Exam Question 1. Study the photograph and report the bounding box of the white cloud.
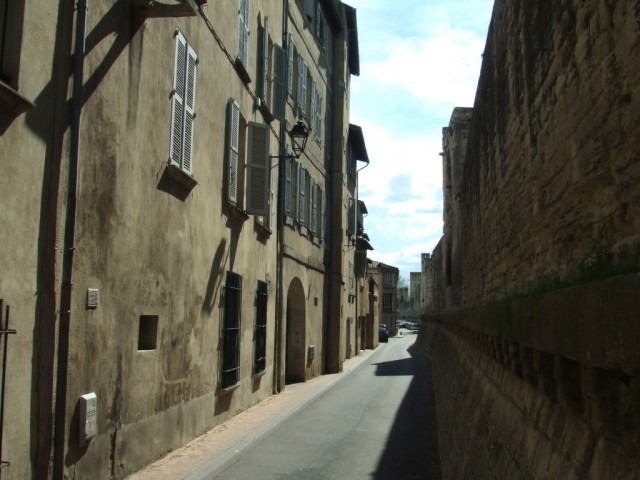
[347,0,494,281]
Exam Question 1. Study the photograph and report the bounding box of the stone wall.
[417,274,640,479]
[458,0,640,307]
[421,0,640,478]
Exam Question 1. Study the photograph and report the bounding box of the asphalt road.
[196,333,441,480]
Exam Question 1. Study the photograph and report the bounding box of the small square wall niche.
[138,315,158,351]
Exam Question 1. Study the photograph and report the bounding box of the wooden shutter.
[297,56,307,115]
[260,17,270,102]
[246,122,271,216]
[347,196,355,234]
[182,44,197,175]
[310,178,317,234]
[297,164,305,224]
[287,35,294,94]
[284,157,292,216]
[273,44,285,121]
[170,31,187,169]
[320,187,326,242]
[228,99,241,205]
[310,79,316,130]
[238,0,250,66]
[314,89,322,143]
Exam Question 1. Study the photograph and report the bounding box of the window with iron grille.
[383,293,393,312]
[254,281,268,374]
[222,272,242,388]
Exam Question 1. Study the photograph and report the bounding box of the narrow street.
[192,332,441,480]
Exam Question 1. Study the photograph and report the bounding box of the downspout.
[274,0,289,394]
[355,161,368,351]
[53,0,86,477]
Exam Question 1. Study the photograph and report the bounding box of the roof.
[348,124,369,164]
[343,4,360,76]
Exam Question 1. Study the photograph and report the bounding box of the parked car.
[378,324,389,343]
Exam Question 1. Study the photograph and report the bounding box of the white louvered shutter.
[246,122,271,216]
[182,44,197,175]
[310,178,317,235]
[287,35,294,94]
[314,89,322,143]
[228,99,241,205]
[170,32,187,169]
[261,17,270,102]
[284,157,292,216]
[297,164,305,224]
[238,0,250,67]
[273,44,285,121]
[310,79,316,130]
[320,187,326,242]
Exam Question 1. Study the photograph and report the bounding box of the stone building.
[409,271,421,313]
[0,0,368,477]
[368,261,399,336]
[419,0,640,477]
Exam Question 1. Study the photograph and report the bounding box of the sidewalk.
[127,349,376,479]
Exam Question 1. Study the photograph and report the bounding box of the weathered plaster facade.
[0,0,370,478]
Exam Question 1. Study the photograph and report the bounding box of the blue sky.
[347,0,495,284]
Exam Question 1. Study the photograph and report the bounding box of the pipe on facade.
[53,0,86,476]
[274,0,290,395]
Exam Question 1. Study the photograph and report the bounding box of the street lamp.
[271,121,310,161]
[288,121,310,158]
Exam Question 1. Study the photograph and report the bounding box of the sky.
[347,0,495,284]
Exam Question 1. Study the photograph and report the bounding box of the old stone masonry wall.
[459,0,640,307]
[421,0,640,478]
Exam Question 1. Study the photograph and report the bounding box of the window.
[169,30,197,176]
[309,177,317,235]
[383,271,394,288]
[346,196,355,236]
[227,99,244,207]
[284,157,294,218]
[258,17,270,105]
[320,187,326,242]
[287,35,295,95]
[138,315,159,351]
[297,55,308,116]
[0,0,24,87]
[297,164,306,225]
[383,293,393,312]
[237,0,250,68]
[349,262,355,295]
[246,122,271,217]
[313,85,322,142]
[254,281,268,374]
[222,272,242,388]
[315,2,327,51]
[272,44,286,121]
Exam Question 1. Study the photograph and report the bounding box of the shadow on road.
[372,344,442,480]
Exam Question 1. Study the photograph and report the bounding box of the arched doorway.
[286,278,306,384]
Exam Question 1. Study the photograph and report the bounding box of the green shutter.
[246,122,271,216]
[273,45,286,121]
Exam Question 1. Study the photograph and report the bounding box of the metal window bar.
[222,274,241,388]
[254,282,267,373]
[0,300,17,475]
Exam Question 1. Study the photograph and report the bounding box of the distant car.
[378,324,389,343]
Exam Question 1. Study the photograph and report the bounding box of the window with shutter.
[228,99,241,205]
[297,56,307,116]
[314,88,322,142]
[320,187,326,242]
[347,196,355,236]
[254,281,268,374]
[222,272,242,388]
[259,17,270,103]
[246,122,271,217]
[238,0,250,67]
[287,35,295,95]
[170,30,197,176]
[310,78,317,132]
[284,157,293,217]
[297,164,305,225]
[309,177,317,235]
[273,44,286,121]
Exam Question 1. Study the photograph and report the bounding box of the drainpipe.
[355,161,368,350]
[274,0,290,394]
[53,0,86,477]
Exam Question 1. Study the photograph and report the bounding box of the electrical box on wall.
[79,392,97,446]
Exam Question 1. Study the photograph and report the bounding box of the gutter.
[53,0,87,477]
